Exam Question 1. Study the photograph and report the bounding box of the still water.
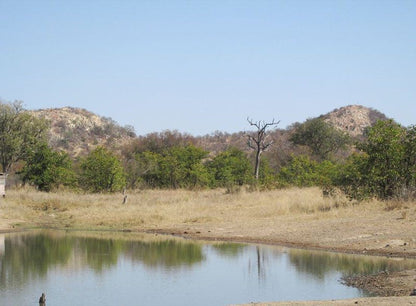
[1,231,416,306]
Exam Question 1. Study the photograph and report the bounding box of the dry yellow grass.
[2,186,355,230]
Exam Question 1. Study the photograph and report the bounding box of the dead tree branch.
[246,118,280,181]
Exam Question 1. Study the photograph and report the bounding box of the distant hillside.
[194,104,390,170]
[198,105,389,153]
[32,107,136,157]
[322,105,389,137]
[31,105,389,159]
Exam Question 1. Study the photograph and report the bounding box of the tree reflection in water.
[0,231,206,289]
[2,231,416,294]
[287,248,416,279]
[75,237,124,271]
[0,232,74,288]
[211,243,246,257]
[124,240,204,268]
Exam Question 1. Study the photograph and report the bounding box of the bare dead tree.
[247,118,280,181]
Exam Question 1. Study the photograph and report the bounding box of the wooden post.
[0,173,6,198]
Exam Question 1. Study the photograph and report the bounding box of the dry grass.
[2,186,360,231]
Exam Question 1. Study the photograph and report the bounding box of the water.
[1,230,415,306]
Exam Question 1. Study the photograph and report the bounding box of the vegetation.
[0,100,48,173]
[278,155,337,188]
[2,101,415,202]
[20,143,76,191]
[137,145,210,189]
[207,148,252,188]
[246,118,279,180]
[336,120,416,200]
[290,117,350,161]
[79,146,126,192]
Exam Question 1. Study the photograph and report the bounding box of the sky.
[0,0,415,136]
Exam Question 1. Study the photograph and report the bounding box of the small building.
[0,173,6,197]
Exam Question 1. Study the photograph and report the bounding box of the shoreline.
[2,224,416,300]
[146,228,416,259]
[2,227,416,305]
[1,187,416,303]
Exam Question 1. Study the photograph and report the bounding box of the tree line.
[1,100,415,200]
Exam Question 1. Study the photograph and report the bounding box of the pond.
[1,230,416,306]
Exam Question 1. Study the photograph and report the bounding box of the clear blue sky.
[1,0,415,135]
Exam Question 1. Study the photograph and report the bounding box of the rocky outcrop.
[32,107,136,157]
[322,105,389,137]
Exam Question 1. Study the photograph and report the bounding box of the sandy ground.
[1,189,416,305]
[237,296,416,305]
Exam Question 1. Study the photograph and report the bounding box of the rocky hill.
[198,105,389,153]
[31,105,388,158]
[322,105,389,137]
[32,107,136,157]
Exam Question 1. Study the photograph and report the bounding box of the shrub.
[80,146,126,192]
[20,143,76,191]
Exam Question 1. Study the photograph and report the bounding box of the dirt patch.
[238,296,416,305]
[342,269,416,297]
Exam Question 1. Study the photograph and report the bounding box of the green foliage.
[138,145,210,189]
[0,100,48,173]
[20,143,76,191]
[80,146,126,192]
[359,120,405,199]
[403,125,416,189]
[207,148,252,187]
[290,118,350,160]
[334,153,370,200]
[257,157,278,188]
[336,120,416,200]
[278,155,337,187]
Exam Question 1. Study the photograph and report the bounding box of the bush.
[278,155,337,188]
[139,145,210,189]
[80,146,126,192]
[207,148,252,188]
[336,120,416,200]
[20,143,76,192]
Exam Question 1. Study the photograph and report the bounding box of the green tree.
[80,146,126,192]
[208,148,252,187]
[336,120,416,200]
[403,125,416,190]
[0,100,48,173]
[278,155,337,187]
[358,120,406,199]
[20,143,76,191]
[140,145,210,189]
[290,118,350,160]
[335,153,370,200]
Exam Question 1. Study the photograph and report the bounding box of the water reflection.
[76,237,123,271]
[0,233,73,288]
[1,231,416,305]
[0,231,205,288]
[287,248,416,279]
[211,242,246,257]
[124,240,204,268]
